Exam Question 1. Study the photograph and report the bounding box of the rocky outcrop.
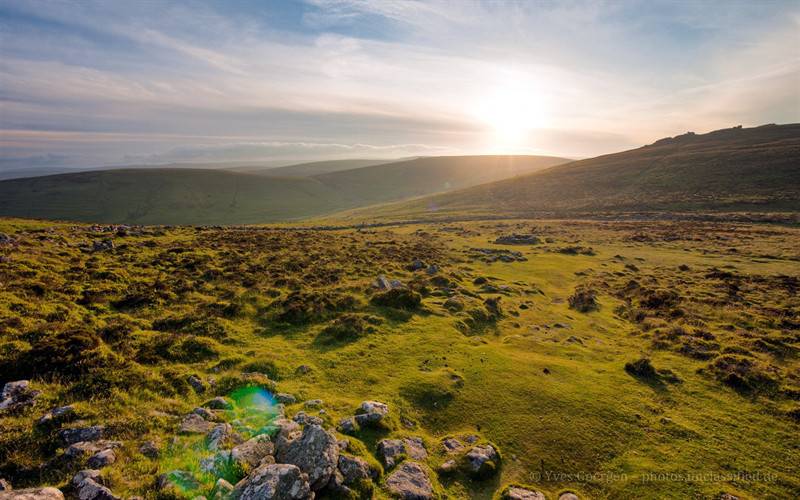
[0,487,64,500]
[503,486,547,499]
[0,381,40,414]
[232,463,312,500]
[72,470,120,500]
[231,435,275,470]
[385,462,432,500]
[58,426,105,446]
[276,424,338,491]
[377,437,427,468]
[354,401,388,427]
[464,444,500,478]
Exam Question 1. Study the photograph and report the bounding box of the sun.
[473,81,548,150]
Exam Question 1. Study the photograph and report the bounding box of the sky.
[1,0,799,170]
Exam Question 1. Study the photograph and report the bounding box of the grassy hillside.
[1,218,798,498]
[0,155,569,225]
[233,158,398,177]
[350,124,800,221]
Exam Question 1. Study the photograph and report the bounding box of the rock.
[0,487,64,500]
[157,471,201,493]
[0,381,40,414]
[232,463,312,500]
[557,493,580,500]
[276,424,339,491]
[210,479,234,500]
[206,423,236,451]
[292,412,322,426]
[337,455,377,484]
[377,437,427,468]
[72,470,119,500]
[0,479,10,491]
[187,375,206,394]
[59,426,105,445]
[87,449,116,468]
[438,460,457,474]
[267,418,301,454]
[443,297,464,312]
[204,397,233,410]
[139,440,160,459]
[504,486,546,500]
[192,407,217,421]
[295,365,312,375]
[494,234,540,245]
[441,438,463,453]
[303,399,323,409]
[385,462,432,500]
[354,400,388,427]
[1,381,29,400]
[337,417,357,434]
[425,265,439,275]
[464,444,500,478]
[275,393,296,405]
[180,414,215,434]
[64,441,121,463]
[37,406,76,427]
[231,435,274,470]
[464,435,479,444]
[410,260,426,271]
[372,275,397,290]
[91,239,114,252]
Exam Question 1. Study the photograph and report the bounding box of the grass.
[0,217,798,499]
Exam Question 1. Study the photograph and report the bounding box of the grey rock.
[72,470,119,500]
[0,487,64,500]
[441,438,463,453]
[275,393,296,405]
[276,424,339,491]
[187,375,206,394]
[59,426,105,445]
[303,399,323,409]
[385,462,432,500]
[557,493,579,500]
[37,406,76,427]
[206,423,235,451]
[377,438,427,468]
[1,381,29,400]
[353,401,388,427]
[180,414,215,434]
[267,418,301,455]
[465,444,500,478]
[232,463,312,500]
[505,487,546,500]
[231,435,274,470]
[64,441,121,462]
[192,407,217,421]
[337,455,376,484]
[438,460,457,474]
[139,440,160,459]
[337,417,356,434]
[204,397,233,410]
[425,265,439,275]
[292,412,322,426]
[0,381,40,414]
[87,449,116,469]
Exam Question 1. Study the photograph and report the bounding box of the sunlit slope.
[353,124,800,220]
[0,155,569,224]
[313,155,571,205]
[234,158,398,177]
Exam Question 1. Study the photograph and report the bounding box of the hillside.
[230,158,398,177]
[350,124,800,221]
[0,155,568,225]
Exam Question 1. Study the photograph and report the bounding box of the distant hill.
[350,124,800,221]
[0,155,569,224]
[230,159,399,177]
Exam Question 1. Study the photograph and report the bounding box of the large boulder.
[231,435,274,470]
[504,486,546,499]
[464,444,500,478]
[267,418,301,455]
[233,463,312,500]
[377,438,427,468]
[385,462,432,500]
[337,455,377,484]
[37,406,76,427]
[58,426,105,446]
[276,424,338,491]
[179,414,215,434]
[0,381,40,414]
[72,470,120,500]
[354,401,388,427]
[0,488,64,500]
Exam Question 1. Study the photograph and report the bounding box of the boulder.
[64,441,121,463]
[0,381,40,414]
[87,449,116,469]
[441,438,463,453]
[558,493,580,500]
[464,444,500,478]
[437,460,457,474]
[276,424,339,491]
[1,381,29,400]
[337,417,356,434]
[58,426,105,445]
[377,438,427,468]
[354,401,388,427]
[504,486,546,500]
[206,423,237,451]
[385,462,432,500]
[337,455,377,484]
[232,463,312,500]
[267,418,301,455]
[187,375,206,394]
[180,414,215,434]
[192,407,218,421]
[0,487,64,500]
[72,470,119,500]
[204,397,233,410]
[231,435,274,470]
[275,393,296,405]
[37,406,76,427]
[292,411,322,426]
[0,479,9,491]
[139,440,160,459]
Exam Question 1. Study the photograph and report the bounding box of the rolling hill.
[348,124,800,221]
[0,155,569,225]
[229,158,398,177]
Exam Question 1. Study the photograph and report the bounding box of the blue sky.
[1,0,798,169]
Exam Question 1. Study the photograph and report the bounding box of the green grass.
[0,217,798,499]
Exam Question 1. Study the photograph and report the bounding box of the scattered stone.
[204,397,233,410]
[295,365,312,375]
[504,486,546,499]
[558,493,580,500]
[59,426,105,446]
[337,454,376,484]
[91,239,114,252]
[276,393,296,405]
[337,417,357,434]
[87,449,116,469]
[276,424,339,491]
[385,461,433,500]
[464,444,500,478]
[372,275,403,290]
[231,435,274,470]
[410,260,426,271]
[377,438,427,468]
[441,438,464,454]
[139,440,160,459]
[72,470,119,500]
[354,400,388,427]
[192,407,217,421]
[0,479,10,491]
[0,380,40,414]
[180,414,215,434]
[37,405,76,427]
[426,265,439,275]
[64,441,121,463]
[206,423,236,451]
[187,375,206,394]
[1,381,29,400]
[438,460,457,474]
[210,479,233,500]
[292,411,323,426]
[464,435,479,444]
[494,234,540,245]
[232,463,312,500]
[0,487,64,500]
[303,399,323,409]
